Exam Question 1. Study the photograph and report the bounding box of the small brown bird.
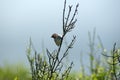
[51,33,62,46]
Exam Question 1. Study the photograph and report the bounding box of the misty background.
[0,0,120,71]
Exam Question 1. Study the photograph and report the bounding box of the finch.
[51,33,62,46]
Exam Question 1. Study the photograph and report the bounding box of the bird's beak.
[51,35,53,38]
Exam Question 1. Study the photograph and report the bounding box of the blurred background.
[0,0,120,73]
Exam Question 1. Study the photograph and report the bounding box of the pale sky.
[0,0,120,71]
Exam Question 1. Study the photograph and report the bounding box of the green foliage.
[78,29,120,80]
[1,31,120,80]
[0,64,31,80]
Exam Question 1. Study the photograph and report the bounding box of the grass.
[0,64,31,80]
[0,48,120,80]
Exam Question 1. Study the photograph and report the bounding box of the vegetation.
[1,30,120,80]
[0,64,30,80]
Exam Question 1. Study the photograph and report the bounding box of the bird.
[51,33,62,46]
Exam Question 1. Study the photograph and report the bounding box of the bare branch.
[65,5,72,28]
[63,0,67,33]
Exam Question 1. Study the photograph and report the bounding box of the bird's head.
[51,33,59,39]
